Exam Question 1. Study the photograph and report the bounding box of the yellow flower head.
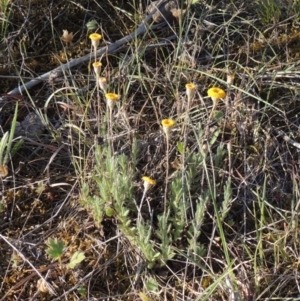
[207,87,226,104]
[161,119,175,136]
[186,83,196,90]
[92,61,102,77]
[161,119,175,128]
[89,33,102,41]
[61,30,74,44]
[105,93,120,110]
[89,33,102,48]
[185,83,197,102]
[142,176,156,192]
[105,93,120,101]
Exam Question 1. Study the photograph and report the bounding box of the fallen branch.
[4,0,171,97]
[5,26,152,96]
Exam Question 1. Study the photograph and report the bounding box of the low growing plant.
[45,238,85,269]
[255,0,282,25]
[0,102,19,177]
[0,0,11,38]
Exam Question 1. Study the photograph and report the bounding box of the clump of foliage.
[2,0,300,300]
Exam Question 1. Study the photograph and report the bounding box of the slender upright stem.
[164,135,170,214]
[138,190,147,224]
[108,108,114,154]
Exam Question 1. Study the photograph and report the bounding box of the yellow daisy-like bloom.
[161,119,175,136]
[161,119,175,128]
[105,93,120,101]
[92,61,102,77]
[207,87,226,104]
[89,33,102,48]
[185,83,197,102]
[142,176,156,192]
[105,92,120,110]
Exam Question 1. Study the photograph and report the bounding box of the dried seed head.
[185,83,197,102]
[99,77,107,92]
[92,61,102,77]
[61,30,74,44]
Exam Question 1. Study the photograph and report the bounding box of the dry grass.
[1,0,300,300]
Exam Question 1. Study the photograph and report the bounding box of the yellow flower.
[89,33,102,49]
[105,93,120,101]
[105,92,120,110]
[161,119,175,128]
[142,176,156,192]
[98,77,107,92]
[207,87,226,104]
[92,61,102,77]
[61,30,74,44]
[185,83,197,102]
[161,119,175,136]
